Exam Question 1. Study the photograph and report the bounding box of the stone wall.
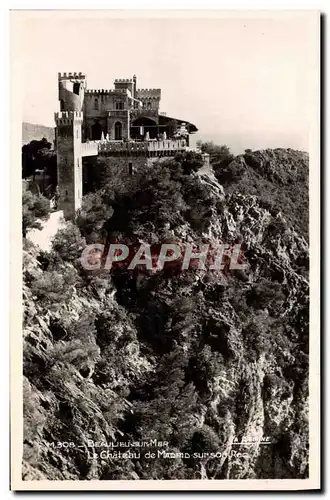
[85,155,167,185]
[83,91,129,117]
[99,155,149,177]
[94,150,208,180]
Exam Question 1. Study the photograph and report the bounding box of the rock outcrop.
[22,148,309,480]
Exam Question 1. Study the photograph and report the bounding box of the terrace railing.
[98,139,187,156]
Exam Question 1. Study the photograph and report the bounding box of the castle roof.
[158,114,198,133]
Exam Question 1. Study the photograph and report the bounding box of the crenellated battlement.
[138,96,160,101]
[136,89,161,101]
[98,139,187,156]
[54,111,83,124]
[58,72,86,80]
[85,89,111,95]
[85,88,128,95]
[136,89,161,94]
[114,78,133,83]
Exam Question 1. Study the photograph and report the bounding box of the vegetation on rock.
[22,137,57,183]
[22,191,51,238]
[22,146,309,480]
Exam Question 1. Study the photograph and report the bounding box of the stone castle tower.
[54,72,87,218]
[55,72,201,219]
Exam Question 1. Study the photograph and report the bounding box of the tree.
[76,190,114,241]
[131,348,200,451]
[84,157,110,192]
[22,191,51,237]
[42,149,57,187]
[22,138,57,193]
[173,151,204,175]
[22,138,52,178]
[196,140,233,166]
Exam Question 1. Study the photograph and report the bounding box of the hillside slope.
[22,148,309,480]
[213,148,309,241]
[22,122,55,146]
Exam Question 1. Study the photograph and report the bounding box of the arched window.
[94,98,99,110]
[147,101,152,110]
[116,100,124,110]
[115,121,122,140]
[60,99,65,111]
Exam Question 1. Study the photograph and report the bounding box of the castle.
[54,72,202,219]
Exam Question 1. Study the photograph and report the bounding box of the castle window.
[115,121,122,140]
[91,122,102,140]
[60,99,65,111]
[147,101,152,110]
[129,162,133,176]
[94,98,99,110]
[116,101,124,110]
[73,82,80,95]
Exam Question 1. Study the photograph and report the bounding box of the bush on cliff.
[22,190,51,238]
[22,146,309,480]
[212,148,309,241]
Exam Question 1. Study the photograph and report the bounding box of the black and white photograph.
[10,9,320,490]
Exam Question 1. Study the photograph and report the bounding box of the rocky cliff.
[22,148,309,480]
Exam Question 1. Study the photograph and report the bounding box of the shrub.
[22,191,51,237]
[51,223,86,263]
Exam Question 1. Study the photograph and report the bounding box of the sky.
[15,11,319,154]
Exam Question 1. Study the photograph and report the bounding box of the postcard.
[10,9,320,491]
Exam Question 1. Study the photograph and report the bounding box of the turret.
[58,72,87,112]
[135,88,161,112]
[114,77,134,96]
